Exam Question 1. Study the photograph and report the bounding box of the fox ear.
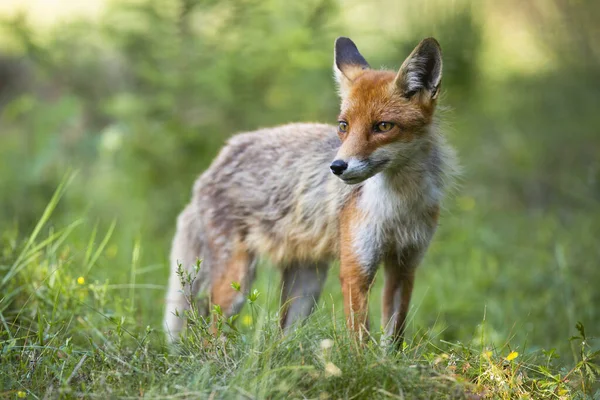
[395,38,442,100]
[334,37,370,98]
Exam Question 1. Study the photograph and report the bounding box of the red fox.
[164,37,458,345]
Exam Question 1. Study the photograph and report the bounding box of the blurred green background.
[1,0,599,360]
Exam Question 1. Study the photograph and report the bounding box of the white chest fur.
[352,172,439,274]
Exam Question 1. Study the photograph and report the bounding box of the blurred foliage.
[0,0,340,237]
[0,0,599,369]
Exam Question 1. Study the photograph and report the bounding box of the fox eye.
[338,121,348,133]
[374,122,395,133]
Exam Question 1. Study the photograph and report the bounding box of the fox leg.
[339,254,375,340]
[381,247,422,348]
[210,240,257,326]
[339,200,377,341]
[280,262,329,331]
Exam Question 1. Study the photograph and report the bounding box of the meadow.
[1,0,599,398]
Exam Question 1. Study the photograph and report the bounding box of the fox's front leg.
[381,247,423,348]
[339,199,376,341]
[339,252,374,340]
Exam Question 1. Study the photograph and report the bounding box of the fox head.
[330,37,443,184]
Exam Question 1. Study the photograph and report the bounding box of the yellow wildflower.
[17,391,26,398]
[241,315,253,326]
[505,351,519,361]
[77,276,85,285]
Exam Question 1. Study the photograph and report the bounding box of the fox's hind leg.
[210,239,257,325]
[280,262,329,331]
[164,205,208,342]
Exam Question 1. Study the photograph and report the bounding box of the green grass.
[1,183,599,399]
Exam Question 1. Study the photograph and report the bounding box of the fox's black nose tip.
[330,159,348,175]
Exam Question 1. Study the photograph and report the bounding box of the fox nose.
[330,159,348,175]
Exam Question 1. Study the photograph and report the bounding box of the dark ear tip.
[419,37,442,53]
[335,37,356,50]
[334,36,370,72]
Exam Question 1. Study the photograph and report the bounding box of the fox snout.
[329,157,379,184]
[330,159,348,175]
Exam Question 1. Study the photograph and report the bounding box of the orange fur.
[336,70,436,161]
[382,253,417,344]
[210,241,251,317]
[339,192,373,338]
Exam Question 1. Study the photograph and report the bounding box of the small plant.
[569,322,600,394]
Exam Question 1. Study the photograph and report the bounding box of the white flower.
[320,339,334,350]
[324,362,342,377]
